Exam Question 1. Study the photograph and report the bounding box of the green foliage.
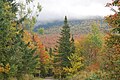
[63,36,83,79]
[57,16,71,67]
[18,0,42,32]
[82,23,103,66]
[37,3,42,12]
[53,16,76,79]
[0,0,39,79]
[85,73,101,80]
[90,23,103,48]
[105,0,120,30]
[102,34,120,80]
[38,28,44,35]
[101,1,120,80]
[39,63,49,78]
[15,42,39,78]
[0,0,18,79]
[70,35,75,53]
[49,48,53,57]
[85,71,105,80]
[67,70,107,80]
[63,53,84,76]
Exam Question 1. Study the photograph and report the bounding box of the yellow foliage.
[22,30,35,49]
[5,63,10,73]
[11,22,17,27]
[0,63,10,73]
[0,66,4,73]
[4,2,11,10]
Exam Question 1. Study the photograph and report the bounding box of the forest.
[0,0,120,80]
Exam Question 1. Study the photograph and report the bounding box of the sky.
[37,0,114,21]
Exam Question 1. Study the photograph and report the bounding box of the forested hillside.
[0,0,120,80]
[35,18,109,48]
[35,17,109,34]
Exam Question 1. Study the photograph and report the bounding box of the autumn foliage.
[23,31,50,64]
[101,0,120,79]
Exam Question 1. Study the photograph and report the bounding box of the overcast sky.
[37,0,113,21]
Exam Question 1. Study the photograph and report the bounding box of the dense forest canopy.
[0,0,120,80]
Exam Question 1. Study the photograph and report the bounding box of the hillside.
[35,17,109,48]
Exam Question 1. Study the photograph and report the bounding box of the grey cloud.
[37,0,113,21]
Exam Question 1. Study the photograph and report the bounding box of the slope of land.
[35,17,109,48]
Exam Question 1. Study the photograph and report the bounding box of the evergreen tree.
[63,35,82,77]
[57,16,71,67]
[12,30,39,79]
[0,0,39,79]
[49,48,53,57]
[0,0,19,79]
[63,52,84,76]
[53,16,74,79]
[70,34,75,53]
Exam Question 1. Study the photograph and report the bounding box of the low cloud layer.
[37,0,113,21]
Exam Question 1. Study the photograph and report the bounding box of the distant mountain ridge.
[34,16,104,32]
[35,16,109,48]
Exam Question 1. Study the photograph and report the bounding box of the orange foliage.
[23,30,50,64]
[33,34,50,64]
[86,63,100,72]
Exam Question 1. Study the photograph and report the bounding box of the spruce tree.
[49,48,53,57]
[0,0,39,79]
[53,16,75,78]
[70,34,75,53]
[57,16,71,67]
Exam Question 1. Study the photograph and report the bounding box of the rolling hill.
[34,16,109,48]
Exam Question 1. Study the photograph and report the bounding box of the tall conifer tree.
[70,34,75,54]
[0,0,39,79]
[57,16,71,67]
[53,16,75,78]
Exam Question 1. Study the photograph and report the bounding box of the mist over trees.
[0,0,120,80]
